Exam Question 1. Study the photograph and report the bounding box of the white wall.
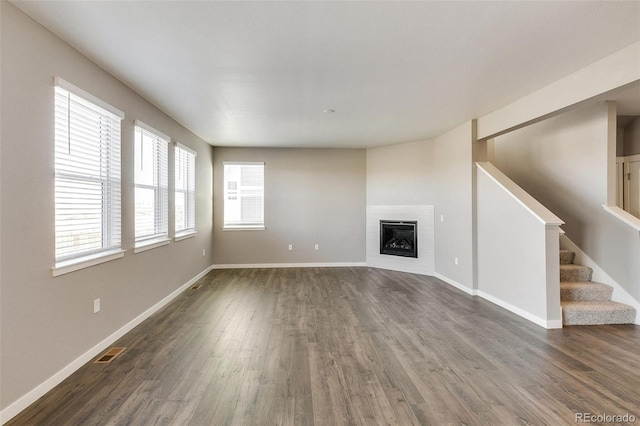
[493,103,640,304]
[212,147,366,266]
[1,2,214,414]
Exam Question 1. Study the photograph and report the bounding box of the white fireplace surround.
[366,205,435,275]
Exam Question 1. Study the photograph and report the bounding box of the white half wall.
[366,205,435,275]
[476,164,563,329]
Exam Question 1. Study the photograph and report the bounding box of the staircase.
[560,249,636,325]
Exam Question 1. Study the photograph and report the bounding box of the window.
[134,121,169,249]
[53,78,124,272]
[223,162,264,229]
[174,143,196,237]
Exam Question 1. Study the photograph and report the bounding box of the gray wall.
[432,122,475,291]
[365,123,475,291]
[1,2,214,409]
[493,103,640,302]
[212,147,366,265]
[366,139,433,205]
[623,116,640,156]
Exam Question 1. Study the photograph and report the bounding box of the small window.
[134,121,169,248]
[54,78,124,268]
[174,143,197,237]
[223,162,265,229]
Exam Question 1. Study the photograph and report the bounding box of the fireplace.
[380,220,417,258]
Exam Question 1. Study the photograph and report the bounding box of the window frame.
[133,120,170,252]
[223,162,265,231]
[52,77,125,276]
[174,142,197,239]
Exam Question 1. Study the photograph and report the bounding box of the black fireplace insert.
[380,220,417,258]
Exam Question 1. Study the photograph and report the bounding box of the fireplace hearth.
[380,220,417,258]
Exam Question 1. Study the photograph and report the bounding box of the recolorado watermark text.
[575,412,636,423]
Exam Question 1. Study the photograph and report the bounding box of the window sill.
[134,238,170,254]
[223,225,266,231]
[174,231,197,242]
[52,249,126,277]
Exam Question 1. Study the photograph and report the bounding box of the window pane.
[54,83,122,262]
[223,163,264,227]
[134,124,168,244]
[174,144,196,234]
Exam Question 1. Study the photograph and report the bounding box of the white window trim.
[175,142,197,157]
[134,119,170,142]
[134,120,169,246]
[134,238,171,254]
[174,142,197,235]
[53,77,123,272]
[223,225,266,231]
[52,249,125,277]
[54,77,124,119]
[174,231,197,242]
[223,161,265,230]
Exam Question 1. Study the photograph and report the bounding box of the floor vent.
[191,283,203,290]
[94,347,126,364]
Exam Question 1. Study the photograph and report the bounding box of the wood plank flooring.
[7,267,640,425]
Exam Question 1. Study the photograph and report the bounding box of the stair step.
[559,249,575,265]
[560,264,592,282]
[562,301,636,325]
[560,282,613,301]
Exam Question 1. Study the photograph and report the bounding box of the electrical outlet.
[94,298,101,314]
[288,244,293,251]
[315,244,319,251]
[454,257,459,265]
[440,215,444,222]
[202,249,206,257]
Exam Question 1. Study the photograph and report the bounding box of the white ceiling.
[11,1,640,148]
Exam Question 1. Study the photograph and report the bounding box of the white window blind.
[134,121,169,246]
[223,162,264,229]
[174,143,196,235]
[54,78,124,263]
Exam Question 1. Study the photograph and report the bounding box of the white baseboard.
[560,234,640,325]
[477,290,563,329]
[0,264,215,425]
[212,262,367,269]
[433,272,477,296]
[432,273,562,329]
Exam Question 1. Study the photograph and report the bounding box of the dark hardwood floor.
[7,267,640,425]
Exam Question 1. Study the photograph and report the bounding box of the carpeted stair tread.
[560,264,593,282]
[559,249,575,265]
[560,282,613,301]
[562,301,636,325]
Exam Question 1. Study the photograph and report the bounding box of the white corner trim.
[433,272,477,296]
[476,290,562,329]
[0,264,215,425]
[213,262,367,269]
